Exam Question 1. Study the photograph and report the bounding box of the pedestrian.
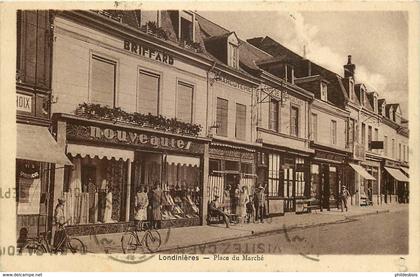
[134,186,149,229]
[208,195,230,228]
[254,184,265,223]
[150,183,162,229]
[340,185,350,212]
[53,197,67,250]
[238,186,249,223]
[246,195,255,223]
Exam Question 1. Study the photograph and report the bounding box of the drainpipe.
[206,61,216,136]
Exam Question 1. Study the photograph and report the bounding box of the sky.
[198,11,408,117]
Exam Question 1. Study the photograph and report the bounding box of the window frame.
[89,53,118,108]
[269,98,279,132]
[320,82,328,101]
[136,68,162,116]
[290,105,299,137]
[216,97,229,137]
[235,103,247,140]
[330,120,337,145]
[176,80,195,123]
[311,113,318,142]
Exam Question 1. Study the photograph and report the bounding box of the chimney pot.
[347,55,352,64]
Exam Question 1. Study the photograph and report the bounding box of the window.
[176,81,194,123]
[295,158,305,197]
[90,55,117,107]
[311,113,318,141]
[368,126,372,151]
[209,159,221,176]
[403,145,406,161]
[179,11,194,42]
[228,43,239,69]
[373,96,378,113]
[216,97,228,137]
[361,123,366,147]
[140,10,160,27]
[374,128,379,153]
[269,99,279,132]
[399,143,402,161]
[137,70,160,115]
[348,119,355,148]
[290,106,299,137]
[320,82,328,101]
[268,154,281,197]
[384,136,388,156]
[330,120,337,145]
[235,103,246,140]
[392,139,395,159]
[349,80,354,100]
[360,89,365,106]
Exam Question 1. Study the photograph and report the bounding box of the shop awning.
[165,155,200,167]
[67,144,134,161]
[384,167,409,182]
[349,163,376,180]
[400,167,409,176]
[17,123,73,165]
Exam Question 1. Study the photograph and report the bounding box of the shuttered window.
[91,55,116,107]
[290,106,299,137]
[235,103,246,140]
[269,99,279,132]
[216,98,228,137]
[177,82,194,123]
[137,70,160,115]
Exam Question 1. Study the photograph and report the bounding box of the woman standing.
[238,186,249,223]
[134,186,148,228]
[150,184,162,229]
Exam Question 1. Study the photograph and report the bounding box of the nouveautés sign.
[66,123,206,153]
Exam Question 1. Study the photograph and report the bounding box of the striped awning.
[67,144,134,161]
[400,167,409,176]
[165,155,200,167]
[349,163,376,180]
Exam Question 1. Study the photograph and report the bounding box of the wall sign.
[66,123,204,153]
[216,72,255,93]
[16,93,32,113]
[124,40,174,65]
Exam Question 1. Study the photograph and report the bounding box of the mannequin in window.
[102,179,113,223]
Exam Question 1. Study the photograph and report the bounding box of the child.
[246,195,255,223]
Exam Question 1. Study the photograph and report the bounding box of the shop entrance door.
[283,167,295,212]
[321,164,330,210]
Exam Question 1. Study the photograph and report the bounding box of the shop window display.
[132,153,201,223]
[63,156,127,225]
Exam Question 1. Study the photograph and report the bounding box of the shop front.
[361,157,381,205]
[55,114,209,235]
[309,147,349,211]
[347,162,376,206]
[207,141,256,217]
[260,145,310,215]
[381,159,409,204]
[16,123,73,243]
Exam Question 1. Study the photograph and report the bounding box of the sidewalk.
[78,204,407,254]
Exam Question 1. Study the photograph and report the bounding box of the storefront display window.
[63,156,127,225]
[295,158,305,197]
[310,164,320,200]
[329,166,337,201]
[268,154,280,196]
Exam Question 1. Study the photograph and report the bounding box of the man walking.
[340,185,350,212]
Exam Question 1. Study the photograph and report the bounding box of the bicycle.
[121,221,161,254]
[19,226,86,255]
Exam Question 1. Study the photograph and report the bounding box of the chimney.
[344,55,356,79]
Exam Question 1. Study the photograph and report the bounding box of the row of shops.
[17,113,410,236]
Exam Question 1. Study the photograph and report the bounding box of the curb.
[157,209,393,253]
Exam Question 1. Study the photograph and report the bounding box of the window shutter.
[137,70,160,115]
[177,82,193,123]
[91,55,116,107]
[235,103,246,140]
[216,98,228,136]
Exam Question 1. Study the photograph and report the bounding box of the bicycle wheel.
[67,238,86,254]
[145,230,161,253]
[19,241,46,256]
[121,232,138,254]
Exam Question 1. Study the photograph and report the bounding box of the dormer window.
[228,43,239,69]
[382,103,386,116]
[140,10,161,28]
[349,80,354,100]
[360,89,365,106]
[320,82,328,101]
[179,11,195,43]
[373,95,378,113]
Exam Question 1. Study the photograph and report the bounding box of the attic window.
[140,10,161,27]
[349,80,354,100]
[320,82,328,101]
[382,103,386,116]
[360,89,365,106]
[373,95,378,113]
[179,11,195,43]
[228,43,239,69]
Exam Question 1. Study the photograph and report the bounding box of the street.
[167,209,408,255]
